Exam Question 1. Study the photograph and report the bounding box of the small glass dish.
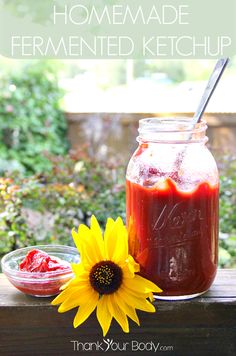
[1,245,80,297]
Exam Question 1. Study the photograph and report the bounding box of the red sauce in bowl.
[19,249,70,272]
[13,249,72,297]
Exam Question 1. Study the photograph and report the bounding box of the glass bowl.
[1,245,80,297]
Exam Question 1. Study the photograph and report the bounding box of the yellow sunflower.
[51,215,162,336]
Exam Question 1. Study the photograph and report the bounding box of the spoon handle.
[193,58,229,125]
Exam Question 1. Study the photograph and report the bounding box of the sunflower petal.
[127,255,140,273]
[71,263,83,275]
[148,292,154,302]
[104,217,115,241]
[112,221,129,264]
[73,292,99,328]
[123,274,162,293]
[114,291,140,326]
[73,224,102,266]
[51,286,78,305]
[122,264,135,279]
[120,283,151,299]
[104,217,129,263]
[96,295,113,336]
[81,224,106,264]
[71,228,81,251]
[90,215,104,251]
[107,294,129,333]
[59,288,98,313]
[104,218,116,259]
[77,224,99,265]
[60,277,78,291]
[119,287,156,313]
[71,227,87,264]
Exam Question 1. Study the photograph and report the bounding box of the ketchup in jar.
[126,118,219,300]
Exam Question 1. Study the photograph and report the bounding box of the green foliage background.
[218,159,236,268]
[0,61,68,174]
[0,157,125,257]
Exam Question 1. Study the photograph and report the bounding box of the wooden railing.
[0,269,235,356]
[65,112,236,164]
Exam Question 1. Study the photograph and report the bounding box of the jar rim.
[138,117,207,144]
[138,117,207,134]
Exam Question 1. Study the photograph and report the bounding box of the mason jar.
[126,118,219,300]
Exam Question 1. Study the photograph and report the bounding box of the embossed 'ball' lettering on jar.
[126,118,219,300]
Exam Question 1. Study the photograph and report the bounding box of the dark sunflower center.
[89,261,123,295]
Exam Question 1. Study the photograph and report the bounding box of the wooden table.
[0,270,235,356]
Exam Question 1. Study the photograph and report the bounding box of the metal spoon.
[176,58,229,169]
[192,57,229,125]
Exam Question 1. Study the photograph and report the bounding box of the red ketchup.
[17,249,71,296]
[20,249,70,272]
[127,177,219,297]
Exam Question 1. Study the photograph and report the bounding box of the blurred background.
[0,56,235,268]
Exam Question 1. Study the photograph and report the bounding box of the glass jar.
[126,118,219,300]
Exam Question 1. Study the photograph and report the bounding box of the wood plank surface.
[0,269,235,356]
